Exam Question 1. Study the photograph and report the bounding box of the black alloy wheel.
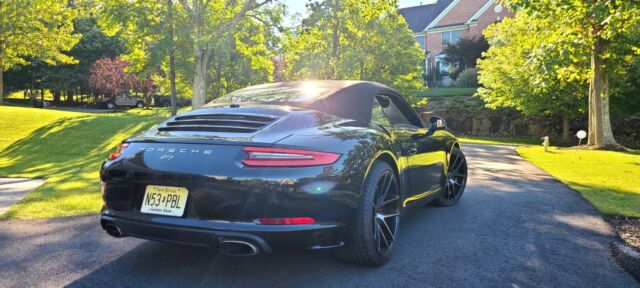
[435,147,467,206]
[373,170,400,257]
[337,161,400,266]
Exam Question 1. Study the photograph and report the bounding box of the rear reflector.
[257,217,316,225]
[108,143,129,161]
[242,147,340,167]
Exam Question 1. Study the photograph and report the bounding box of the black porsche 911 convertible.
[100,80,468,266]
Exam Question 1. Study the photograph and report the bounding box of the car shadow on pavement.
[64,211,474,288]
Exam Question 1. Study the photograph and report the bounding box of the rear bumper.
[101,209,345,252]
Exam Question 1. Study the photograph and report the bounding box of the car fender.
[357,129,410,202]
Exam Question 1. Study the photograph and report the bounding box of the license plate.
[141,185,188,217]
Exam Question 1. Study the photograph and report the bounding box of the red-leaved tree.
[88,57,136,97]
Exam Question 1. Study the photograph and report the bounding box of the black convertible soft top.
[209,80,421,126]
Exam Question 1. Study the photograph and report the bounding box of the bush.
[425,67,443,88]
[456,68,478,87]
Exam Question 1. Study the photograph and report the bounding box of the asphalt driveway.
[0,144,637,287]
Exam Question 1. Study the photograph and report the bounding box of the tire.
[337,161,401,266]
[106,102,115,110]
[136,102,144,109]
[434,147,468,207]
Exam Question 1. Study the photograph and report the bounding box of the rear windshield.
[206,85,331,106]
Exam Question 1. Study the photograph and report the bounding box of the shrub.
[456,68,478,87]
[425,67,443,88]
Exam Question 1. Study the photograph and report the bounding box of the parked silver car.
[104,94,145,109]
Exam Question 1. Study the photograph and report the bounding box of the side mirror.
[428,116,447,131]
[376,95,391,108]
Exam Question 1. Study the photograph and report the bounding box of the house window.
[415,36,425,50]
[435,55,450,74]
[441,30,461,47]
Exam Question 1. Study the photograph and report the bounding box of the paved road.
[0,178,44,214]
[0,145,637,288]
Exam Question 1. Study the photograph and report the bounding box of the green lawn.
[517,146,640,218]
[0,107,89,152]
[0,106,163,219]
[417,87,478,97]
[459,136,541,146]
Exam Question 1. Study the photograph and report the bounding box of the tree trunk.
[168,0,178,116]
[192,47,207,108]
[330,0,340,77]
[0,67,3,106]
[53,91,60,104]
[40,86,44,107]
[587,37,620,149]
[67,90,74,104]
[0,48,3,106]
[562,116,570,141]
[191,4,208,109]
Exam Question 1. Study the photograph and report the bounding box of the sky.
[286,0,437,20]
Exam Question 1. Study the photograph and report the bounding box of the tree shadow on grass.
[0,115,159,219]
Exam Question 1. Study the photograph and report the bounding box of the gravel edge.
[608,217,640,283]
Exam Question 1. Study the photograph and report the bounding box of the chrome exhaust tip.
[219,239,260,256]
[104,223,124,238]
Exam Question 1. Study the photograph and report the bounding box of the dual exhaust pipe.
[103,222,261,256]
[218,239,260,256]
[104,223,124,238]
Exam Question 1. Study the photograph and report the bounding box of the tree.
[477,13,588,141]
[0,0,80,105]
[50,15,125,104]
[3,6,125,105]
[442,36,489,77]
[99,0,185,115]
[206,5,282,99]
[500,0,640,149]
[88,57,136,97]
[178,0,275,108]
[284,0,424,101]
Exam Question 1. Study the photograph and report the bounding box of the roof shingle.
[398,0,454,33]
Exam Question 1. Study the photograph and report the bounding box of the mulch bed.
[610,218,640,250]
[608,217,640,283]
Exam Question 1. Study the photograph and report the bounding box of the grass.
[0,106,163,220]
[125,107,191,117]
[459,136,541,146]
[417,87,478,97]
[2,98,32,107]
[0,107,89,152]
[517,146,640,218]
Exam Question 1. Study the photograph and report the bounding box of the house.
[399,0,514,75]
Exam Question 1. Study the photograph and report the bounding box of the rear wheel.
[136,101,144,108]
[337,161,400,266]
[106,102,115,109]
[434,147,468,206]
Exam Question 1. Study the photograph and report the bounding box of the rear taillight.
[242,147,340,167]
[108,143,129,161]
[257,217,316,225]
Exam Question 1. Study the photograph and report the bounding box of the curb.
[612,241,640,283]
